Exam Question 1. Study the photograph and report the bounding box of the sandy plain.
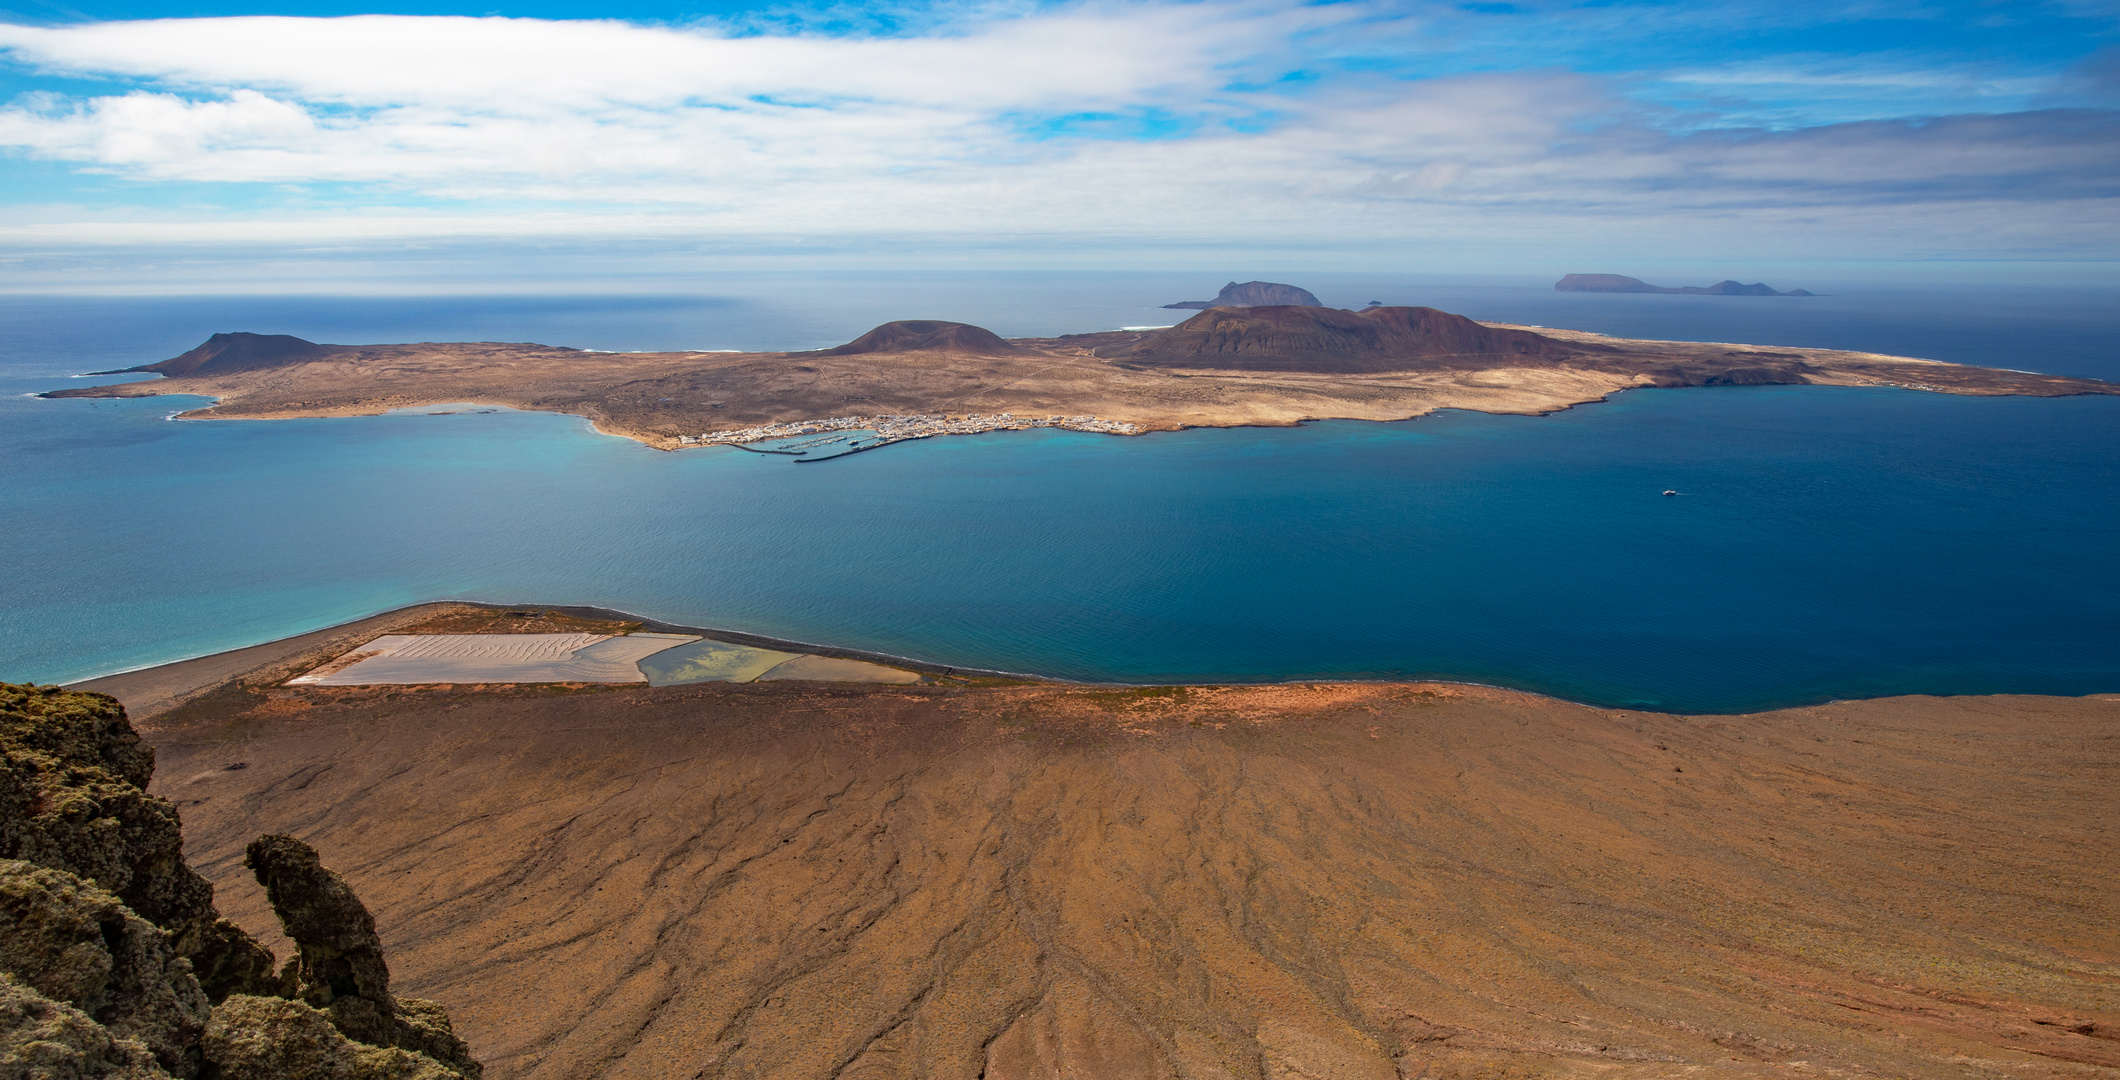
[119,659,2118,1080]
[44,319,2119,451]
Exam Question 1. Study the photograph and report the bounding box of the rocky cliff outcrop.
[0,862,210,1076]
[0,683,269,1003]
[0,683,480,1080]
[243,835,477,1074]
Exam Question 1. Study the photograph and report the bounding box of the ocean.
[3,273,2116,712]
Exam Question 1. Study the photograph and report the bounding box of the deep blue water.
[3,274,2117,712]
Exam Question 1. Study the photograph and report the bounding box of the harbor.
[677,412,1144,458]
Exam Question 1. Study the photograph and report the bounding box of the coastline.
[41,320,2116,454]
[64,601,1044,719]
[63,599,2119,723]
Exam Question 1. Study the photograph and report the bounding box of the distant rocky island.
[1163,280,1323,309]
[1557,273,1814,296]
[41,300,2116,453]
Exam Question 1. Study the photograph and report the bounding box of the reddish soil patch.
[147,681,2120,1080]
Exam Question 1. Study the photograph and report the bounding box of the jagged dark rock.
[242,836,395,1045]
[243,836,478,1078]
[0,685,479,1080]
[185,919,279,1006]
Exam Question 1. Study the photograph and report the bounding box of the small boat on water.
[1662,490,1678,496]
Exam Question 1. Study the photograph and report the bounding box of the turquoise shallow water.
[3,276,2117,712]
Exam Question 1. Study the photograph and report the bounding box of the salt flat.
[292,632,698,685]
[638,639,803,685]
[756,654,923,684]
[285,628,925,687]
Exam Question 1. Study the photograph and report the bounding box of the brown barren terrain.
[42,307,2117,450]
[132,669,2119,1080]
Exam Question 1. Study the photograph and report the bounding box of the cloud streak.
[0,1,2112,267]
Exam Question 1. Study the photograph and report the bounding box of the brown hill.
[1124,305,1596,373]
[136,671,2119,1080]
[1163,281,1324,310]
[819,320,1021,356]
[129,331,351,377]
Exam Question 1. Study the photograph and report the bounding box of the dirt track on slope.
[144,680,2119,1080]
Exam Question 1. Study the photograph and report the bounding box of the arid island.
[8,601,2113,1080]
[41,297,2117,451]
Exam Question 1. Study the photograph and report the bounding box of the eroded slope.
[144,679,2120,1080]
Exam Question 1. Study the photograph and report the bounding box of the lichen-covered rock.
[383,1001,476,1078]
[200,997,465,1080]
[0,971,170,1080]
[178,924,277,1007]
[1,687,479,1080]
[0,687,233,988]
[0,687,154,790]
[0,862,207,1078]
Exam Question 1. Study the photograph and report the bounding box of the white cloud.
[0,5,1380,188]
[0,4,2111,264]
[0,89,314,167]
[0,6,1336,111]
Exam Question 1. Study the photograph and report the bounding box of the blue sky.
[0,0,2113,289]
